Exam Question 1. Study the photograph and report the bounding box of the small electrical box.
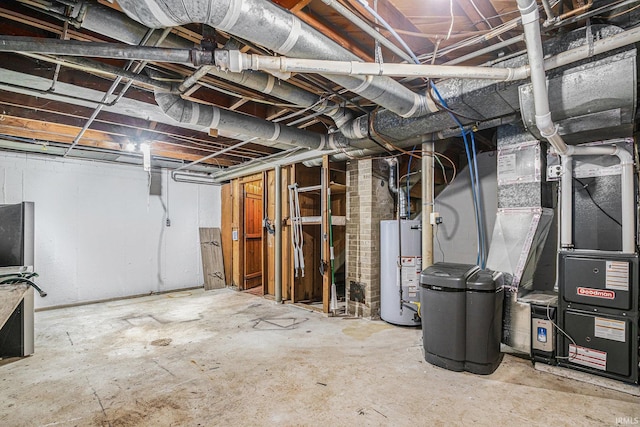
[531,304,556,364]
[547,164,563,180]
[430,212,442,225]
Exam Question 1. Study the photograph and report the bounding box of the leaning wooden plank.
[210,228,226,289]
[200,228,226,290]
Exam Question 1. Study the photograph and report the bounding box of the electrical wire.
[546,301,577,361]
[430,82,486,268]
[433,154,449,184]
[573,177,622,227]
[425,83,483,121]
[446,0,455,40]
[600,1,640,19]
[399,170,421,184]
[435,223,445,262]
[368,110,419,158]
[470,131,487,268]
[462,130,483,267]
[429,151,458,182]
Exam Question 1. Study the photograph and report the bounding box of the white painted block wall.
[0,151,221,308]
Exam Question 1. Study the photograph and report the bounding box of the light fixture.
[125,142,136,152]
[139,143,151,171]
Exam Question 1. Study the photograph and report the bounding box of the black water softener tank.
[420,263,504,375]
[464,269,504,374]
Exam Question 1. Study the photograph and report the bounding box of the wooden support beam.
[298,119,320,129]
[266,108,290,121]
[271,0,373,61]
[182,84,202,97]
[0,8,103,42]
[0,96,279,159]
[0,115,237,165]
[458,0,494,32]
[230,98,249,111]
[291,0,314,13]
[322,155,330,314]
[295,11,374,61]
[346,0,436,57]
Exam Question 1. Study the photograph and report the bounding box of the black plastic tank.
[465,269,504,374]
[420,262,504,375]
[420,263,479,372]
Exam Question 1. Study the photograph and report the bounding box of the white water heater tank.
[380,219,422,326]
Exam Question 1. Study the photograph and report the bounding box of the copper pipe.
[545,0,593,26]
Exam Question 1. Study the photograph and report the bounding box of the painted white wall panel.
[0,152,220,308]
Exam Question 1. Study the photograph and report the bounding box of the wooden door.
[243,184,263,290]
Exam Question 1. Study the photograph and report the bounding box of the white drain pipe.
[517,0,568,156]
[422,140,434,267]
[560,145,635,253]
[215,23,640,82]
[517,0,635,254]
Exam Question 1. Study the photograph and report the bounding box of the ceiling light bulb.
[139,143,151,172]
[125,143,136,151]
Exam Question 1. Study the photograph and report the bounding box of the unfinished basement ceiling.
[0,0,638,177]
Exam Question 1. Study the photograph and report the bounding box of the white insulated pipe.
[517,0,635,254]
[560,153,574,249]
[422,141,434,267]
[220,50,528,81]
[560,145,635,254]
[517,0,568,156]
[217,23,640,84]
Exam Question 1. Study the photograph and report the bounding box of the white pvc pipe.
[225,51,521,81]
[218,23,640,85]
[560,154,574,249]
[518,0,569,156]
[516,0,635,254]
[561,145,635,254]
[422,141,434,267]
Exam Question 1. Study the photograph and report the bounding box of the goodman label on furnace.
[605,261,629,291]
[594,317,626,342]
[576,287,615,300]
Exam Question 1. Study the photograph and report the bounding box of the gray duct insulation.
[116,0,431,118]
[154,90,334,150]
[9,2,636,166]
[68,1,352,128]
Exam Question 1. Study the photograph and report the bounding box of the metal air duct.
[116,0,432,118]
[154,89,335,151]
[31,0,353,128]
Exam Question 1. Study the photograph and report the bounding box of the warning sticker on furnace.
[606,261,629,291]
[569,344,607,371]
[594,317,626,342]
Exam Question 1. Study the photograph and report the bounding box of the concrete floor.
[1,288,637,427]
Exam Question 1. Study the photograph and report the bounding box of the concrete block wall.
[346,158,394,318]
